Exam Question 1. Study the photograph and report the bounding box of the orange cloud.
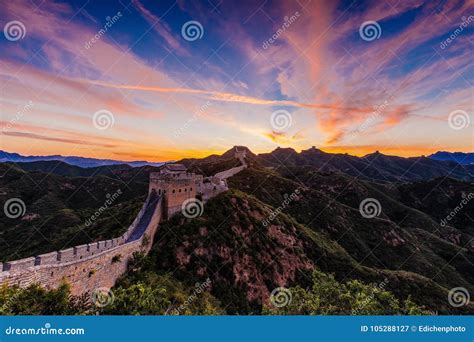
[84,79,378,113]
[263,130,306,144]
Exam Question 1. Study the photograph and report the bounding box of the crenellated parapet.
[0,193,162,295]
[0,159,246,296]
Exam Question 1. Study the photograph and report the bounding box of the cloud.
[85,78,378,112]
[132,0,189,56]
[264,130,305,144]
[271,0,474,144]
[1,0,472,158]
[1,131,118,148]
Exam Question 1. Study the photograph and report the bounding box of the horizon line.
[1,147,472,165]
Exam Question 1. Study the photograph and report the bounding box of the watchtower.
[149,164,198,219]
[234,146,247,161]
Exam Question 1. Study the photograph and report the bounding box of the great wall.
[0,149,247,296]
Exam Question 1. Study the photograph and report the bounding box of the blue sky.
[0,0,473,161]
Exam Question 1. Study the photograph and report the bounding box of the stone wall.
[214,165,247,180]
[198,181,228,202]
[0,195,162,296]
[0,157,246,296]
[149,175,197,219]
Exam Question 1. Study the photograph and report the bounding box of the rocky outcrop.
[0,159,247,296]
[154,192,315,312]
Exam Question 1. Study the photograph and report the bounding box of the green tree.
[0,283,90,315]
[101,271,223,315]
[263,270,430,315]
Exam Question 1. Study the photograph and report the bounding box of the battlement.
[149,165,198,219]
[0,157,246,296]
[0,193,163,294]
[1,233,129,274]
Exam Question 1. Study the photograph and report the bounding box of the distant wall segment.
[0,156,247,296]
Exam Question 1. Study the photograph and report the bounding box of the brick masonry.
[0,150,247,296]
[0,195,162,296]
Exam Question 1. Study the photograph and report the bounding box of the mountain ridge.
[0,150,165,168]
[3,148,472,170]
[1,146,473,314]
[181,146,474,183]
[429,151,474,165]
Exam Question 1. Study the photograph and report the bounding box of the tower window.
[179,189,181,192]
[172,189,175,193]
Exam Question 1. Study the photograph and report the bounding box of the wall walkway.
[0,153,248,296]
[0,194,162,296]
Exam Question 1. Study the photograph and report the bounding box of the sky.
[0,0,473,161]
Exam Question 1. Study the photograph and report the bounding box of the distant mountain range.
[1,149,473,181]
[0,150,165,168]
[180,147,474,183]
[428,151,474,165]
[1,146,473,314]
